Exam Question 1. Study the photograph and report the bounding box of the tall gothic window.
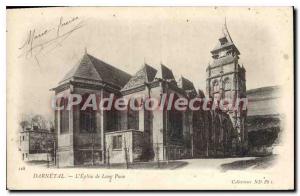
[128,100,139,130]
[169,94,183,140]
[223,78,231,99]
[60,97,69,134]
[80,109,96,133]
[224,78,231,90]
[80,94,96,133]
[106,108,118,131]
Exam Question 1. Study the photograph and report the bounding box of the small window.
[220,37,227,45]
[22,136,25,141]
[213,80,219,92]
[112,135,122,150]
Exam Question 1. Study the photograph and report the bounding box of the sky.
[7,7,293,119]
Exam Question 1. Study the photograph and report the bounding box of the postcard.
[6,7,294,190]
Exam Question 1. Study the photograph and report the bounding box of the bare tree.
[31,115,47,129]
[19,120,30,131]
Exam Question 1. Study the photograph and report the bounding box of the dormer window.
[212,54,219,59]
[219,37,227,45]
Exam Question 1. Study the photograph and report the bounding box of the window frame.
[223,78,231,91]
[112,135,122,150]
[127,100,139,130]
[80,108,96,133]
[213,80,219,93]
[60,97,69,134]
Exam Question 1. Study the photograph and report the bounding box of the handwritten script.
[18,16,84,67]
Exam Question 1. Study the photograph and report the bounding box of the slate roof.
[211,22,240,55]
[121,64,157,91]
[59,53,131,89]
[178,76,197,97]
[160,64,176,81]
[144,64,158,83]
[154,64,178,86]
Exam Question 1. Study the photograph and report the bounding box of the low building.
[105,129,144,163]
[19,126,55,161]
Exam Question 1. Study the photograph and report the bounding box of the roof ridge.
[58,52,131,89]
[83,53,102,80]
[87,54,131,77]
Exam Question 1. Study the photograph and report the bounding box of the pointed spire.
[221,17,233,43]
[222,17,227,36]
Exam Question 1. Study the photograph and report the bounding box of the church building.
[52,23,248,167]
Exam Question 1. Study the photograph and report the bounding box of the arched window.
[224,78,231,90]
[213,80,219,92]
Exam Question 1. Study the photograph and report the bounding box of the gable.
[121,64,158,91]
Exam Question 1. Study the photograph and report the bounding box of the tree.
[19,120,30,131]
[31,115,47,129]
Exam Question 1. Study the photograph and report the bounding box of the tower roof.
[121,63,157,91]
[211,20,240,55]
[59,52,131,89]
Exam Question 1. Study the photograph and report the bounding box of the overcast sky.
[7,7,293,119]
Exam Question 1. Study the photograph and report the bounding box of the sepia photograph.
[6,6,294,190]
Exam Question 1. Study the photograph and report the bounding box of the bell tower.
[206,20,248,154]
